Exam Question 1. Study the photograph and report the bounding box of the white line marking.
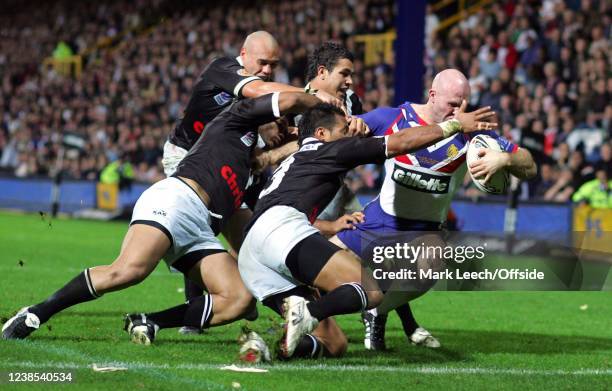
[5,361,611,376]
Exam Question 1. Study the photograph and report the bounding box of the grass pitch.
[0,211,610,390]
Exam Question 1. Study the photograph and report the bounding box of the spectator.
[572,168,612,208]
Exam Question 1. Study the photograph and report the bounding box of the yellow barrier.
[354,30,396,66]
[42,55,82,78]
[96,182,119,211]
[573,204,612,258]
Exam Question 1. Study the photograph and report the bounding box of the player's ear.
[317,65,328,80]
[314,126,329,141]
[428,89,436,101]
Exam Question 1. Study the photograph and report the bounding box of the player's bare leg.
[189,252,255,326]
[281,249,383,357]
[2,224,170,340]
[179,208,254,335]
[311,317,348,357]
[89,225,170,293]
[125,251,255,344]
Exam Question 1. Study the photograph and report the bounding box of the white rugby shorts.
[238,205,318,301]
[131,177,225,267]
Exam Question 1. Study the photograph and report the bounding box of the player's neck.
[411,103,432,125]
[308,80,332,96]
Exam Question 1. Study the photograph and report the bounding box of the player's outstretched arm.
[242,80,303,97]
[386,102,497,157]
[244,81,344,110]
[277,92,321,115]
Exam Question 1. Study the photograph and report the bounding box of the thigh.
[92,223,170,293]
[115,223,170,271]
[221,207,252,254]
[190,252,246,296]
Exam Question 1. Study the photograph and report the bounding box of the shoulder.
[360,106,403,122]
[206,56,240,72]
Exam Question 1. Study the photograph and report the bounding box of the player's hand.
[314,90,347,114]
[331,212,365,233]
[287,126,299,136]
[469,148,510,183]
[454,100,497,132]
[347,116,370,137]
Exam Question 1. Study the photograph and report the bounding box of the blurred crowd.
[425,0,610,202]
[0,0,394,185]
[0,0,609,205]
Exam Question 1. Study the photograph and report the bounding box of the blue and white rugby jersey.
[359,102,518,223]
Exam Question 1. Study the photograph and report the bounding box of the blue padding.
[0,178,53,212]
[451,201,507,232]
[59,181,96,212]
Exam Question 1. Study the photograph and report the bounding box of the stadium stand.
[0,0,395,186]
[0,0,609,204]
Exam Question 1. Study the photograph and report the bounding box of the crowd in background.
[0,0,394,185]
[0,0,609,204]
[425,0,610,201]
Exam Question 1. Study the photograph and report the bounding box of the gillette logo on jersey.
[391,165,450,194]
[358,102,517,223]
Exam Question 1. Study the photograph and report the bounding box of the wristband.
[439,119,463,138]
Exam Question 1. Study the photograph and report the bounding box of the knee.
[227,287,255,316]
[325,333,348,357]
[366,289,384,309]
[107,263,148,287]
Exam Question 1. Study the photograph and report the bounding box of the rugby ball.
[466,134,509,195]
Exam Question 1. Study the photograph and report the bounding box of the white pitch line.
[4,361,611,376]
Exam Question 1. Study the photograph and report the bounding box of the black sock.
[183,295,214,329]
[395,303,419,336]
[147,303,189,329]
[29,269,100,323]
[306,283,367,321]
[184,276,203,301]
[283,334,325,360]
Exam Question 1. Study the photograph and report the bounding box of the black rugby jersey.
[248,135,387,231]
[169,56,260,150]
[174,93,280,227]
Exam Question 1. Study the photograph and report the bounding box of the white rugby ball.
[466,134,509,195]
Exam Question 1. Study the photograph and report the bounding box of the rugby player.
[161,30,341,333]
[238,101,497,359]
[303,41,367,236]
[2,91,321,342]
[332,69,537,350]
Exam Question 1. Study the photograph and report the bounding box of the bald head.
[243,31,279,52]
[431,69,470,98]
[428,69,471,122]
[240,31,280,81]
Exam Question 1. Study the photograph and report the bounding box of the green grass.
[0,211,610,390]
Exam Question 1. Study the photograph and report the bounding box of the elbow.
[526,163,537,180]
